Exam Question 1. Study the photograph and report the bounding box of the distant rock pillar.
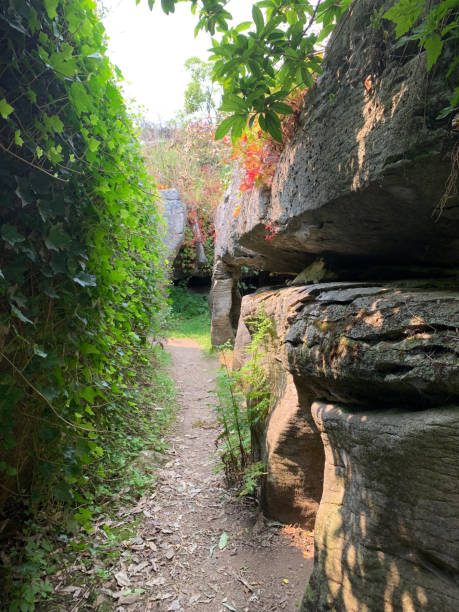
[160,189,186,271]
[209,259,241,346]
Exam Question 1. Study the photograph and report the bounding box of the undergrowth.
[166,285,211,352]
[214,309,274,496]
[1,344,177,611]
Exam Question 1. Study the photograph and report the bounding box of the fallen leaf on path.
[128,561,149,574]
[165,547,175,560]
[146,576,166,587]
[117,589,145,604]
[167,600,181,611]
[114,571,130,587]
[59,585,81,593]
[218,532,229,550]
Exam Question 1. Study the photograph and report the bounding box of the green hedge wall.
[0,0,166,512]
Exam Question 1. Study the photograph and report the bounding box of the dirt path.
[97,338,313,611]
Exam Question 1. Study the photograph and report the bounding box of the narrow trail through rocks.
[144,337,313,611]
[95,337,313,611]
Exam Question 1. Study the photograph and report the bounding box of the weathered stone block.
[301,402,459,612]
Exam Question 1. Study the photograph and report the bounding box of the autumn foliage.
[230,90,307,203]
[143,119,231,275]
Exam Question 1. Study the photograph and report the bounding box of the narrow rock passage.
[140,337,313,611]
[103,337,313,611]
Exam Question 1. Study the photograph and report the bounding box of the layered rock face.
[214,0,459,608]
[234,288,326,527]
[234,283,459,610]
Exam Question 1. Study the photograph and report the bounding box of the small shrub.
[214,310,274,496]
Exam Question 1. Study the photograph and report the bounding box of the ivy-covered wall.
[0,0,166,513]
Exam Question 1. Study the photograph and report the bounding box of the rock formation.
[211,0,458,345]
[160,189,186,268]
[214,0,459,609]
[233,283,459,610]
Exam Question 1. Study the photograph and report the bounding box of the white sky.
[101,0,253,122]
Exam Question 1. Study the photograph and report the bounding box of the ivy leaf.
[1,224,25,247]
[11,304,34,325]
[424,33,444,71]
[69,82,91,115]
[88,138,100,152]
[34,345,48,358]
[0,98,14,119]
[81,386,96,403]
[383,0,424,38]
[44,0,59,20]
[48,115,64,133]
[73,272,97,287]
[218,532,229,550]
[14,130,24,146]
[48,52,78,77]
[15,179,34,207]
[45,224,72,251]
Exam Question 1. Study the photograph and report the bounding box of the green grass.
[166,285,212,352]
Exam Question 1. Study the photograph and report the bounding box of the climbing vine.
[0,0,166,522]
[230,89,307,207]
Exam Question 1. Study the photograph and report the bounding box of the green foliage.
[214,309,274,496]
[384,0,459,110]
[147,0,458,138]
[143,118,230,278]
[166,285,211,350]
[146,0,352,141]
[0,0,166,522]
[184,57,219,117]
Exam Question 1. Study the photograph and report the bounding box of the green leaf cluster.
[146,0,352,141]
[147,0,458,138]
[384,0,459,111]
[0,0,167,532]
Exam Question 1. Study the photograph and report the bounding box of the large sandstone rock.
[233,282,459,609]
[160,189,186,267]
[209,260,241,346]
[285,282,459,406]
[214,1,459,606]
[234,288,325,526]
[211,0,458,343]
[302,402,459,612]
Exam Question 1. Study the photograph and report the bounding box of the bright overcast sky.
[101,0,253,122]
